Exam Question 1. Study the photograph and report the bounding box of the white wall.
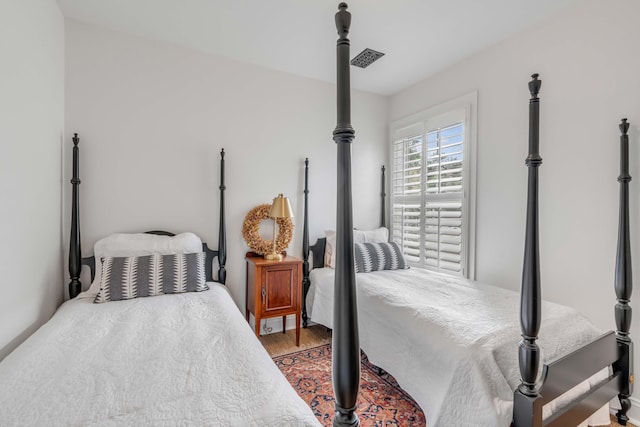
[390,0,640,414]
[65,20,388,321]
[0,1,65,360]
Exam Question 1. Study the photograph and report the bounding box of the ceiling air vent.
[350,48,385,69]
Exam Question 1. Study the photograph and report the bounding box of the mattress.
[307,267,612,427]
[0,284,320,426]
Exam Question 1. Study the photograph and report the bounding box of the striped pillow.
[354,242,409,273]
[94,252,208,303]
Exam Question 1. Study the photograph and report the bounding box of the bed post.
[69,133,82,299]
[380,165,386,228]
[513,74,543,427]
[332,3,360,426]
[614,118,633,425]
[218,148,227,284]
[302,158,310,328]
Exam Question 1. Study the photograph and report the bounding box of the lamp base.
[264,252,283,261]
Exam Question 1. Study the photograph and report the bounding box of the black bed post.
[69,133,82,299]
[513,74,543,427]
[614,118,634,425]
[332,3,360,427]
[218,148,227,285]
[380,165,386,228]
[302,158,310,328]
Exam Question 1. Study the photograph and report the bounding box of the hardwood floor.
[260,324,331,357]
[262,326,634,427]
[607,417,637,427]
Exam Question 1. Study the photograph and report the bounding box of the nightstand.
[245,253,302,346]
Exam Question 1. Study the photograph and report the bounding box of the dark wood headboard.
[300,155,385,328]
[80,230,221,284]
[68,136,227,298]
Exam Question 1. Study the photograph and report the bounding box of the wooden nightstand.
[245,253,302,346]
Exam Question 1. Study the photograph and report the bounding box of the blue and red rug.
[273,344,426,426]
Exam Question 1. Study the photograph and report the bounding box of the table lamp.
[265,194,293,260]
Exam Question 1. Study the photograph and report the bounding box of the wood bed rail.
[540,332,618,406]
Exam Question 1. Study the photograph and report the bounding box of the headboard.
[67,135,227,298]
[80,230,221,284]
[300,157,386,327]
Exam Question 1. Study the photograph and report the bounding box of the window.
[390,93,476,277]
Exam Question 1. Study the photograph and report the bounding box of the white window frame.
[389,92,477,279]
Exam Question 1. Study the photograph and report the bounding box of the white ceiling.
[56,0,579,96]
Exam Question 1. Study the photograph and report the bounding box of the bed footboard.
[512,111,633,425]
[540,332,623,427]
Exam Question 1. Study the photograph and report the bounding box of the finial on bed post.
[218,149,227,284]
[513,74,543,426]
[380,165,386,228]
[336,3,351,40]
[302,158,310,328]
[614,118,633,425]
[333,3,360,427]
[69,133,82,299]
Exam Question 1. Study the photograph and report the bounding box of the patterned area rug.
[273,344,426,426]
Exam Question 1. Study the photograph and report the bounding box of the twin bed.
[310,3,633,427]
[0,142,320,426]
[305,265,609,426]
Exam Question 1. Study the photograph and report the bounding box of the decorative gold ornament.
[242,204,294,255]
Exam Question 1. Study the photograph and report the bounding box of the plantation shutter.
[391,123,424,264]
[391,111,467,276]
[391,202,421,263]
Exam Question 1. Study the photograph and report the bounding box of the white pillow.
[81,232,203,297]
[324,227,389,269]
[324,230,336,268]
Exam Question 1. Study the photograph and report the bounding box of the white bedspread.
[308,267,611,427]
[0,284,320,426]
